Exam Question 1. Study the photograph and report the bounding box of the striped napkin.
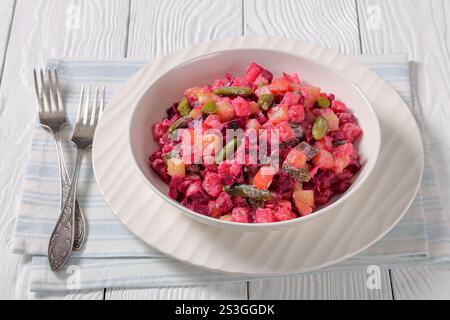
[14,56,450,292]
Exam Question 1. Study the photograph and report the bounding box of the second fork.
[48,85,104,272]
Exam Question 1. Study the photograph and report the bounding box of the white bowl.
[129,48,381,231]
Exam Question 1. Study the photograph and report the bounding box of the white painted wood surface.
[0,0,129,299]
[0,0,449,300]
[106,283,248,300]
[0,0,15,78]
[249,269,393,300]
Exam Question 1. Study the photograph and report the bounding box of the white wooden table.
[1,0,449,300]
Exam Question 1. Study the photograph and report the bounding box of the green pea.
[317,97,330,108]
[177,96,191,116]
[201,101,217,115]
[312,116,328,140]
[257,93,275,111]
[212,86,253,97]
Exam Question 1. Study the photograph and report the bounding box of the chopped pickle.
[177,96,191,116]
[212,86,253,97]
[167,116,192,134]
[223,184,273,202]
[257,93,275,110]
[201,100,218,115]
[215,138,237,164]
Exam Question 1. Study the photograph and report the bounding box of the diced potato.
[321,109,340,131]
[215,100,235,122]
[167,158,186,177]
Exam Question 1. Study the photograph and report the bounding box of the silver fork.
[48,85,105,272]
[33,68,86,251]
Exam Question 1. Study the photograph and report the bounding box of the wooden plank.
[249,269,393,300]
[0,0,130,299]
[102,0,248,300]
[390,266,450,300]
[358,0,450,299]
[244,0,361,54]
[107,283,248,300]
[358,0,450,211]
[0,0,15,79]
[127,0,243,58]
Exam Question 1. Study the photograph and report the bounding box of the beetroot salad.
[149,63,362,223]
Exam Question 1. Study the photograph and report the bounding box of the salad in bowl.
[149,63,363,224]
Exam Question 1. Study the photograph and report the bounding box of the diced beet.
[190,200,209,215]
[186,181,208,201]
[314,188,335,205]
[215,192,233,212]
[254,208,275,223]
[346,159,361,173]
[288,104,305,123]
[281,92,301,107]
[218,162,243,185]
[202,172,224,198]
[231,207,251,223]
[328,129,346,143]
[233,96,251,117]
[204,115,224,130]
[232,196,250,208]
[342,123,362,142]
[337,112,357,124]
[168,176,183,200]
[166,103,180,118]
[275,121,295,142]
[149,150,163,162]
[150,159,170,184]
[254,112,268,125]
[273,207,296,221]
[152,118,172,141]
[331,100,347,113]
[333,180,352,193]
[313,169,338,190]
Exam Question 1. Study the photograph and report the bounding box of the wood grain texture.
[127,0,242,58]
[0,0,15,79]
[391,266,450,300]
[358,0,450,300]
[0,0,129,299]
[249,270,393,300]
[244,0,360,54]
[106,283,248,300]
[358,0,450,215]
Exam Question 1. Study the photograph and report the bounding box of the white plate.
[92,37,424,275]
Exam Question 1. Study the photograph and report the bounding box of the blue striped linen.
[13,56,450,292]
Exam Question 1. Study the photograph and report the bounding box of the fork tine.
[83,86,91,126]
[53,69,65,113]
[48,68,60,112]
[75,86,85,127]
[99,86,105,119]
[33,69,44,113]
[40,68,50,113]
[47,69,59,113]
[90,86,99,126]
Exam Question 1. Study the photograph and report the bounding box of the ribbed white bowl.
[92,37,423,275]
[128,48,380,231]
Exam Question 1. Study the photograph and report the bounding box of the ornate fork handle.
[48,148,85,272]
[53,132,86,251]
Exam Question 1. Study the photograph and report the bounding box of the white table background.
[0,0,449,300]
